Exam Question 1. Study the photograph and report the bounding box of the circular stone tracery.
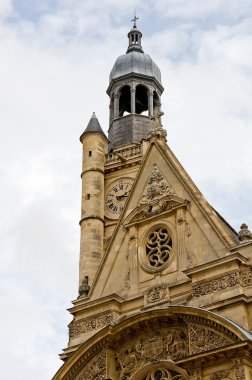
[144,368,184,380]
[146,227,172,268]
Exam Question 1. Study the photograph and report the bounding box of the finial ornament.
[78,275,90,298]
[131,11,139,28]
[238,223,252,242]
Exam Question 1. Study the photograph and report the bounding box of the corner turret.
[79,113,108,289]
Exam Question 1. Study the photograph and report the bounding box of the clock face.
[105,178,133,218]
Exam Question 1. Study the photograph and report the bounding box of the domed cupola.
[107,16,164,151]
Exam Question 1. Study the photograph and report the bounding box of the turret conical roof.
[80,112,107,141]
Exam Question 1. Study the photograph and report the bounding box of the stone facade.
[52,23,252,380]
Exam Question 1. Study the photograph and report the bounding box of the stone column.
[131,88,136,114]
[148,91,154,116]
[114,94,119,119]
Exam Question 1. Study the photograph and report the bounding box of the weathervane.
[131,11,139,28]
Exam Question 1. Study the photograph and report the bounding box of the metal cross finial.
[131,11,139,28]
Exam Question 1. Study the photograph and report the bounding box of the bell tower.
[53,18,252,380]
[107,19,164,150]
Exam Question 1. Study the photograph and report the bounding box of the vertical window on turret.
[87,194,90,200]
[89,151,92,157]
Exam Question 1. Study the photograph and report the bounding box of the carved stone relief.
[124,270,130,289]
[116,328,189,380]
[69,311,119,337]
[192,268,252,297]
[140,164,175,210]
[189,324,233,355]
[148,126,167,140]
[76,351,106,380]
[239,269,252,287]
[144,285,169,305]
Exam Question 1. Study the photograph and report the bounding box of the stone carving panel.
[239,269,252,287]
[145,285,169,305]
[76,351,106,380]
[140,164,176,215]
[69,311,119,337]
[116,328,189,379]
[189,324,233,355]
[192,272,239,297]
[192,268,252,298]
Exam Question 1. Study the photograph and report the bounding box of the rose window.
[146,227,172,268]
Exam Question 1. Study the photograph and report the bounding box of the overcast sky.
[1,1,252,379]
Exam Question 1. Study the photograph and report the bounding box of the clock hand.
[116,191,130,201]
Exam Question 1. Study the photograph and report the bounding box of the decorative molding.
[69,311,119,337]
[144,284,169,305]
[76,351,106,380]
[192,271,239,297]
[192,268,252,297]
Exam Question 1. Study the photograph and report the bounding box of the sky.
[1,0,252,379]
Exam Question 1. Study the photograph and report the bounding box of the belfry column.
[131,88,136,113]
[114,94,119,119]
[79,113,108,291]
[148,91,154,116]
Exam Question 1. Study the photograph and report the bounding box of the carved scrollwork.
[69,311,118,337]
[192,268,252,297]
[239,269,252,287]
[192,271,239,297]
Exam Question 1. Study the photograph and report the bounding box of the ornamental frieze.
[192,271,239,297]
[192,269,252,298]
[69,311,119,337]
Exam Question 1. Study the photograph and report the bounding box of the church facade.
[53,22,252,380]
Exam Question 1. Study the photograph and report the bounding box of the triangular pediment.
[89,138,239,300]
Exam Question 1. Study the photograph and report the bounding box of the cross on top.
[131,12,139,28]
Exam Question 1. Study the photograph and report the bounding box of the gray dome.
[109,51,162,85]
